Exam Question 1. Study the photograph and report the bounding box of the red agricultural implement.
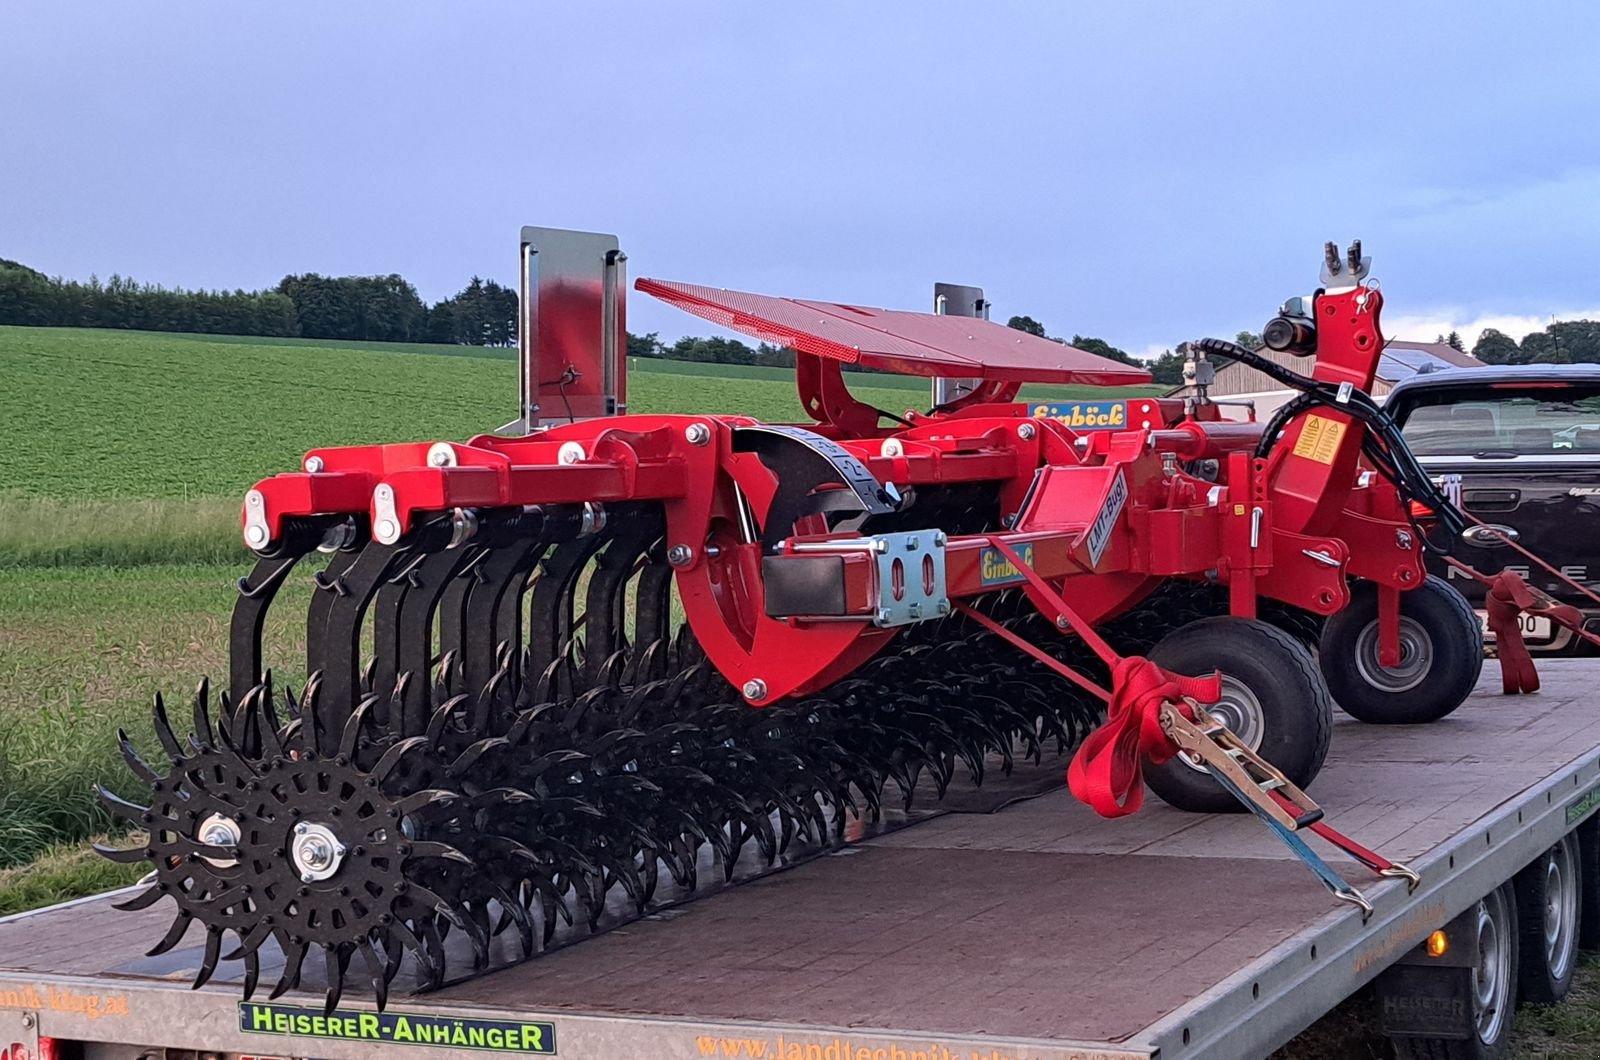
[102,231,1495,1011]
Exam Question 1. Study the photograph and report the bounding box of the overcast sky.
[5,2,1599,357]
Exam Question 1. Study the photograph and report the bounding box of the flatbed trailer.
[6,663,1600,1060]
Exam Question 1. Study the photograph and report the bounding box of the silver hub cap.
[1180,674,1264,773]
[1472,889,1513,1044]
[1354,616,1434,693]
[196,812,241,869]
[1543,837,1580,983]
[290,821,347,883]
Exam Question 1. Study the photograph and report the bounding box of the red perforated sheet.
[637,278,1152,387]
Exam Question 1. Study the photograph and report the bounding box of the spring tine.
[581,519,659,685]
[461,539,546,696]
[310,542,406,736]
[229,549,304,701]
[191,926,222,990]
[633,546,675,682]
[527,534,608,697]
[375,545,472,736]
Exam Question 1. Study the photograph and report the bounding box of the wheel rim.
[1472,888,1514,1044]
[1353,616,1434,693]
[1179,674,1264,774]
[1543,837,1581,982]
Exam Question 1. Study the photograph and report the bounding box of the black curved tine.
[241,946,261,1000]
[229,548,306,702]
[385,545,475,738]
[190,678,216,752]
[151,692,185,763]
[323,944,351,1016]
[191,926,222,990]
[633,542,675,682]
[527,534,608,699]
[145,911,195,957]
[269,937,309,1000]
[117,728,161,785]
[358,938,388,1011]
[310,542,407,736]
[467,538,547,696]
[581,518,660,686]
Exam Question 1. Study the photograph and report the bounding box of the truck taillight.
[1408,500,1435,519]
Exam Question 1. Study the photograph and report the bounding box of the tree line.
[0,258,517,346]
[1471,322,1600,366]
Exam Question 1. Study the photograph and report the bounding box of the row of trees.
[0,259,300,336]
[1473,322,1600,365]
[23,254,1594,383]
[0,258,519,347]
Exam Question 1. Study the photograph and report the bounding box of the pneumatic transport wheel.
[1516,832,1583,1004]
[1389,883,1519,1060]
[1142,617,1333,815]
[1319,576,1483,725]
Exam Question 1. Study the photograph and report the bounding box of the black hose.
[1193,337,1467,537]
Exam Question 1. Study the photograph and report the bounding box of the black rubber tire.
[1578,817,1600,951]
[1516,832,1583,1004]
[1143,617,1333,814]
[1389,882,1519,1060]
[1320,576,1482,725]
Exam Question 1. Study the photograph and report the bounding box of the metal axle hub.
[291,821,346,883]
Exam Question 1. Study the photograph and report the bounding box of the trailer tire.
[1319,576,1482,725]
[1578,817,1600,951]
[1143,617,1332,814]
[1516,832,1582,1004]
[1388,883,1519,1060]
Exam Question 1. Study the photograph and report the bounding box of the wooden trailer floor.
[3,663,1598,1057]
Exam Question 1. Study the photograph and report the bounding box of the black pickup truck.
[1386,363,1600,653]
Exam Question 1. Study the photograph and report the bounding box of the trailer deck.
[5,663,1600,1060]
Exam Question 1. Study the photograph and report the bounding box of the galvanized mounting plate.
[868,529,949,628]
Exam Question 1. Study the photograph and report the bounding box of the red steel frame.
[243,284,1420,705]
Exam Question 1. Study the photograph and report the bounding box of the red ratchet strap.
[1268,791,1419,887]
[950,605,1212,816]
[1444,558,1600,693]
[960,537,1230,818]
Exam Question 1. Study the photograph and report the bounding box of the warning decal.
[1291,415,1347,464]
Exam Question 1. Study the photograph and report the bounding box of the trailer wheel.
[1388,883,1519,1060]
[1143,617,1332,814]
[1578,817,1600,951]
[1516,832,1582,1003]
[1319,576,1482,725]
